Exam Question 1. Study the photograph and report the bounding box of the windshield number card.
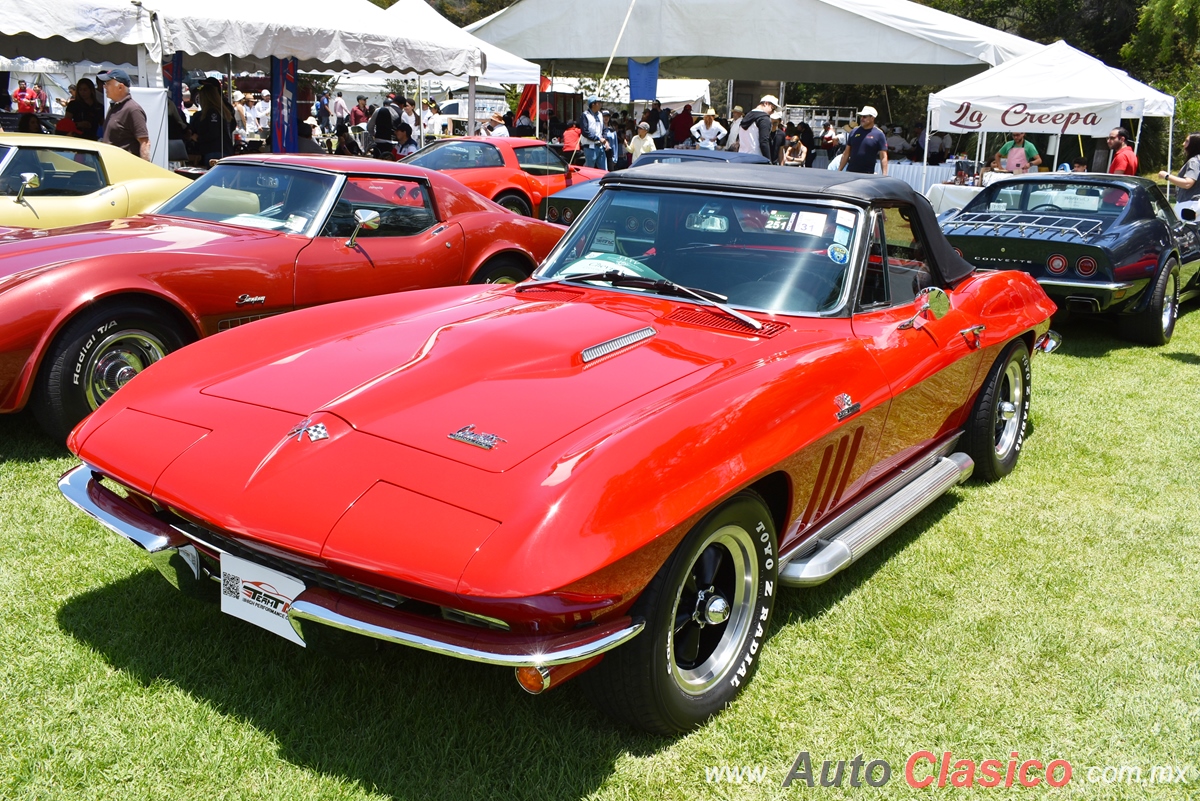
[764,210,793,231]
[220,553,306,646]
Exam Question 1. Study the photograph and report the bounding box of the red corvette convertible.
[60,165,1058,734]
[403,137,604,217]
[0,154,563,440]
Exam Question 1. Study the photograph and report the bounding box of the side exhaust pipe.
[779,453,974,587]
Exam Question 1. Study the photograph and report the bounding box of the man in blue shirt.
[838,105,889,176]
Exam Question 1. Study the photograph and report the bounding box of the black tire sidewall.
[34,305,184,441]
[968,341,1031,482]
[470,257,530,284]
[495,193,533,217]
[643,493,778,731]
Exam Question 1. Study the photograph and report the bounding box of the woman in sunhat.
[690,108,727,150]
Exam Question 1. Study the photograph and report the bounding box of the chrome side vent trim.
[581,327,656,363]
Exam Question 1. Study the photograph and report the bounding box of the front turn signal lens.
[515,665,551,694]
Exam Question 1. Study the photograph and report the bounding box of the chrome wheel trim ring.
[1162,272,1178,334]
[668,524,758,696]
[994,358,1025,458]
[82,329,169,410]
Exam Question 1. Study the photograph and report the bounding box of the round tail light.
[1076,256,1097,277]
[562,207,575,224]
[546,205,560,223]
[1046,254,1068,274]
[953,247,964,258]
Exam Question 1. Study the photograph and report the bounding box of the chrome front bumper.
[59,464,643,667]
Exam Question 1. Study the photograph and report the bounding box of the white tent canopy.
[928,41,1160,137]
[923,41,1175,188]
[0,0,485,80]
[467,0,1042,84]
[387,0,538,83]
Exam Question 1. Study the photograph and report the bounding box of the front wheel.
[32,303,188,442]
[582,492,778,734]
[1119,260,1178,346]
[964,340,1031,482]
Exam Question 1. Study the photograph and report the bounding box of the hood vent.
[581,326,656,363]
[667,307,786,337]
[515,287,584,302]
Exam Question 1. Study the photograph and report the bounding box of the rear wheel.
[494,192,533,217]
[1119,260,1178,346]
[470,256,530,285]
[32,302,188,442]
[582,492,778,734]
[964,340,1031,482]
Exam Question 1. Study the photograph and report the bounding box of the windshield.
[964,180,1129,218]
[535,188,861,315]
[403,140,504,171]
[156,163,337,234]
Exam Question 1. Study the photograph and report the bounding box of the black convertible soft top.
[601,162,976,283]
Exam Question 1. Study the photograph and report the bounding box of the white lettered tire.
[582,492,778,734]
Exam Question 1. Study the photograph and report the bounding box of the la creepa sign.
[939,100,1117,136]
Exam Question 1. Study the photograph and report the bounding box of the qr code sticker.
[222,571,241,599]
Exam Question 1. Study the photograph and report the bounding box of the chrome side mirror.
[14,172,39,204]
[922,287,951,320]
[899,287,951,329]
[345,208,381,247]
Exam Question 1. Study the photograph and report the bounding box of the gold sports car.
[0,134,191,229]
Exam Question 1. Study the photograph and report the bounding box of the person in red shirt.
[1108,127,1139,175]
[561,119,582,164]
[13,80,36,114]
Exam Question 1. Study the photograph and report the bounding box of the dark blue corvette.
[542,148,771,226]
[942,174,1200,345]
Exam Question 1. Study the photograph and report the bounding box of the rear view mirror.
[685,213,729,233]
[920,287,951,320]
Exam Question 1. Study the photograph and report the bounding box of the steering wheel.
[1030,204,1063,212]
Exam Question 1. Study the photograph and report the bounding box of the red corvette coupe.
[0,154,563,440]
[403,137,604,217]
[60,165,1057,734]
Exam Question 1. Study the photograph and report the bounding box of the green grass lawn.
[2,310,1199,800]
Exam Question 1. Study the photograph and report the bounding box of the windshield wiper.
[516,271,762,332]
[514,270,627,292]
[607,276,763,331]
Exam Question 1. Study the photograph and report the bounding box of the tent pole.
[417,78,424,148]
[468,76,477,137]
[1166,113,1175,201]
[600,0,639,87]
[535,78,541,139]
[921,104,930,193]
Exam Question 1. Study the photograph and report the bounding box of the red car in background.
[403,137,604,217]
[0,154,563,440]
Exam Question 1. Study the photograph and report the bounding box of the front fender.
[0,261,205,413]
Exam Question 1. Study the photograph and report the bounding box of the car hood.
[0,214,283,282]
[200,289,766,472]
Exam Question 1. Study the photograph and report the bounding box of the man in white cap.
[690,108,727,150]
[629,120,657,163]
[838,105,889,176]
[886,126,908,154]
[737,95,778,160]
[580,96,608,170]
[253,90,272,136]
